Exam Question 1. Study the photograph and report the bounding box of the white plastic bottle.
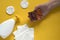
[0,16,17,39]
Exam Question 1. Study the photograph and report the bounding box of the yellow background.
[0,0,60,40]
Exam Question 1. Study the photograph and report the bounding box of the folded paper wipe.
[13,24,34,40]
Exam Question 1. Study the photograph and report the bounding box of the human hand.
[28,0,60,22]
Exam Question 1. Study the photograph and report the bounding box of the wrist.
[47,0,60,10]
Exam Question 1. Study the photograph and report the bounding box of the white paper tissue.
[13,24,34,40]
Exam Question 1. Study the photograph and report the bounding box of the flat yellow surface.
[0,0,60,40]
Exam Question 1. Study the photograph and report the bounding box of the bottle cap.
[20,1,29,8]
[6,6,15,15]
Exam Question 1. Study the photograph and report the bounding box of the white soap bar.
[20,1,29,8]
[0,19,16,39]
[6,6,15,15]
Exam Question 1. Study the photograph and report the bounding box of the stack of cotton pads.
[13,24,34,40]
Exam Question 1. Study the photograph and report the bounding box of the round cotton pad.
[20,1,29,8]
[6,6,15,15]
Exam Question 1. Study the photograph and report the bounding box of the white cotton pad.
[6,6,15,15]
[0,19,16,39]
[20,1,29,8]
[15,28,34,40]
[13,24,29,37]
